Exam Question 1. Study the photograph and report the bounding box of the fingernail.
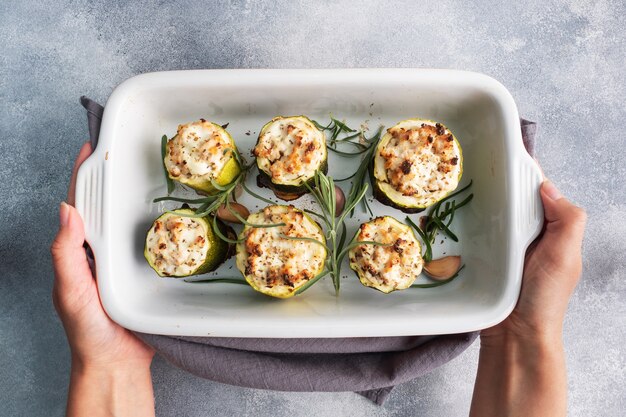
[543,180,562,200]
[59,202,70,227]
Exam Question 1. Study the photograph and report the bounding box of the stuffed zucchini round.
[253,116,328,200]
[144,208,234,277]
[371,119,462,213]
[349,216,424,293]
[235,205,327,298]
[164,119,241,195]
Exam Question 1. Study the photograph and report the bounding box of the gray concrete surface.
[1,0,625,416]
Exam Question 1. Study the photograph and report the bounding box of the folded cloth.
[80,96,536,405]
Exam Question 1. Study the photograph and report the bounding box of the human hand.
[51,142,154,371]
[470,179,585,417]
[481,179,587,343]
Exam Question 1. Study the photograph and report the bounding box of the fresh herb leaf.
[300,171,371,295]
[211,215,244,244]
[279,234,331,253]
[406,216,433,262]
[242,182,278,206]
[225,201,284,228]
[336,239,392,266]
[153,196,217,204]
[161,135,175,194]
[343,126,383,217]
[313,116,380,158]
[409,180,474,250]
[294,269,330,295]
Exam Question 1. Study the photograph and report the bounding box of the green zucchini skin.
[172,152,241,196]
[369,161,425,214]
[144,208,235,278]
[349,216,424,294]
[256,159,328,199]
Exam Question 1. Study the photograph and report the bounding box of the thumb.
[51,202,93,288]
[535,180,587,274]
[540,180,587,244]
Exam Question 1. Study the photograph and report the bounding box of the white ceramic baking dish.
[75,69,543,337]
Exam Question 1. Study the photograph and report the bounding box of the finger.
[539,180,587,268]
[51,202,93,288]
[67,142,93,206]
[539,180,587,249]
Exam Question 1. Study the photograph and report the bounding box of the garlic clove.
[423,256,462,281]
[216,202,250,224]
[334,185,346,217]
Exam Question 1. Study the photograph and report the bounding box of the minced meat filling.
[146,214,209,276]
[379,122,460,197]
[165,119,234,180]
[241,205,326,290]
[349,216,423,291]
[254,117,326,184]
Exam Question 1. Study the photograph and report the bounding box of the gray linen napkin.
[80,96,536,405]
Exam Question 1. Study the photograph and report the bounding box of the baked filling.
[165,119,235,181]
[236,205,326,297]
[254,116,326,185]
[374,120,461,208]
[145,213,209,276]
[349,216,424,293]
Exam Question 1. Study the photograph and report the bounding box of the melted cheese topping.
[254,116,326,185]
[164,120,235,181]
[374,120,462,208]
[349,216,423,293]
[145,213,209,276]
[236,205,326,297]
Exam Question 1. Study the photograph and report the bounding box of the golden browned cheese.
[145,215,209,276]
[165,119,235,180]
[238,205,326,294]
[380,123,459,197]
[254,117,326,185]
[349,216,423,293]
[373,119,462,209]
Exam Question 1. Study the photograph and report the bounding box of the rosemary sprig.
[420,181,474,245]
[241,182,278,206]
[336,239,392,267]
[313,117,385,215]
[211,215,243,244]
[160,172,247,219]
[299,170,370,295]
[279,234,332,253]
[161,135,175,194]
[347,126,383,216]
[313,116,381,157]
[294,269,330,295]
[406,181,473,264]
[154,195,218,204]
[406,216,432,262]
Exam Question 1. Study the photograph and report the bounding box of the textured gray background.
[1,0,625,416]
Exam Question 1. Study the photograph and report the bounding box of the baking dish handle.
[517,155,544,247]
[75,150,106,253]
